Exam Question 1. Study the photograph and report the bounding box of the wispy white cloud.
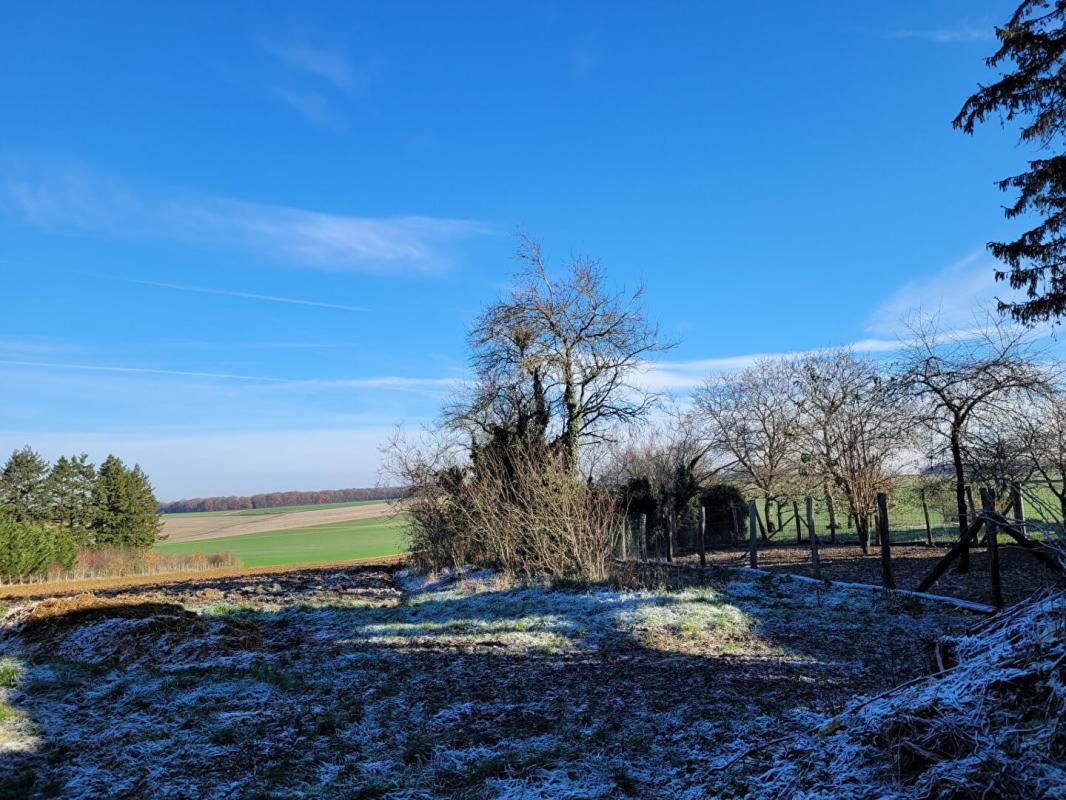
[129,279,369,312]
[889,21,995,44]
[0,337,80,355]
[1,163,488,273]
[0,358,459,394]
[865,248,1020,336]
[634,337,910,392]
[273,87,338,128]
[634,248,1050,394]
[258,34,366,127]
[278,376,461,393]
[259,36,356,90]
[0,359,285,382]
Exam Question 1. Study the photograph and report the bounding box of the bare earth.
[0,555,407,601]
[0,563,976,798]
[159,502,397,543]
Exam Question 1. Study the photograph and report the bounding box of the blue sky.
[0,1,1043,499]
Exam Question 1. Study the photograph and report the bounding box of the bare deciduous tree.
[693,359,798,537]
[454,235,672,472]
[898,317,1053,569]
[790,349,912,553]
[1011,390,1066,520]
[602,407,723,555]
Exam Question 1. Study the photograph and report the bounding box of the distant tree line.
[0,446,161,580]
[158,486,406,514]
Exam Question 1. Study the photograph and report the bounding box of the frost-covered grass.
[0,564,973,799]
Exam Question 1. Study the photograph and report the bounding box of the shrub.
[0,516,78,581]
[51,547,239,581]
[395,439,618,581]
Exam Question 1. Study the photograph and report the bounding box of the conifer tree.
[91,456,161,549]
[48,454,96,544]
[956,1,1066,323]
[0,446,51,523]
[0,516,76,580]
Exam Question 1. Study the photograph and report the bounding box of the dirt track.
[160,502,398,543]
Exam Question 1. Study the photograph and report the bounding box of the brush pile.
[741,590,1066,799]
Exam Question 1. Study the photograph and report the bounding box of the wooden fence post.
[666,512,675,563]
[982,489,1004,609]
[806,496,821,580]
[877,492,894,590]
[639,514,647,562]
[620,515,628,561]
[698,505,707,568]
[793,500,802,543]
[730,505,740,545]
[748,500,758,568]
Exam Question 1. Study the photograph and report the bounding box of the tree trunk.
[921,488,933,546]
[857,514,870,554]
[760,499,770,540]
[748,500,758,568]
[698,505,706,568]
[824,489,837,544]
[793,500,802,543]
[950,428,970,574]
[562,366,580,473]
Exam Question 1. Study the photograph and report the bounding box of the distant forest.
[159,486,406,514]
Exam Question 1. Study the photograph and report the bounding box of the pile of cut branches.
[733,589,1066,799]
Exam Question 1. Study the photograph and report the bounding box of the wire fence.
[615,482,1066,608]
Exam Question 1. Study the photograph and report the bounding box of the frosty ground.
[0,563,976,799]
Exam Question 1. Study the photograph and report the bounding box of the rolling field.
[154,513,410,567]
[160,499,398,543]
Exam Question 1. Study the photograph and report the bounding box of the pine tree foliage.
[0,516,76,580]
[47,453,96,543]
[90,456,161,549]
[955,1,1066,323]
[0,446,51,523]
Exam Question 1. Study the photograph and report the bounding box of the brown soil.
[0,554,406,602]
[684,542,1064,607]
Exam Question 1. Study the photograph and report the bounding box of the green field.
[159,499,390,520]
[154,513,410,567]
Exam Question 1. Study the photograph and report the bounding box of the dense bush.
[396,441,618,581]
[700,484,746,541]
[0,516,77,581]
